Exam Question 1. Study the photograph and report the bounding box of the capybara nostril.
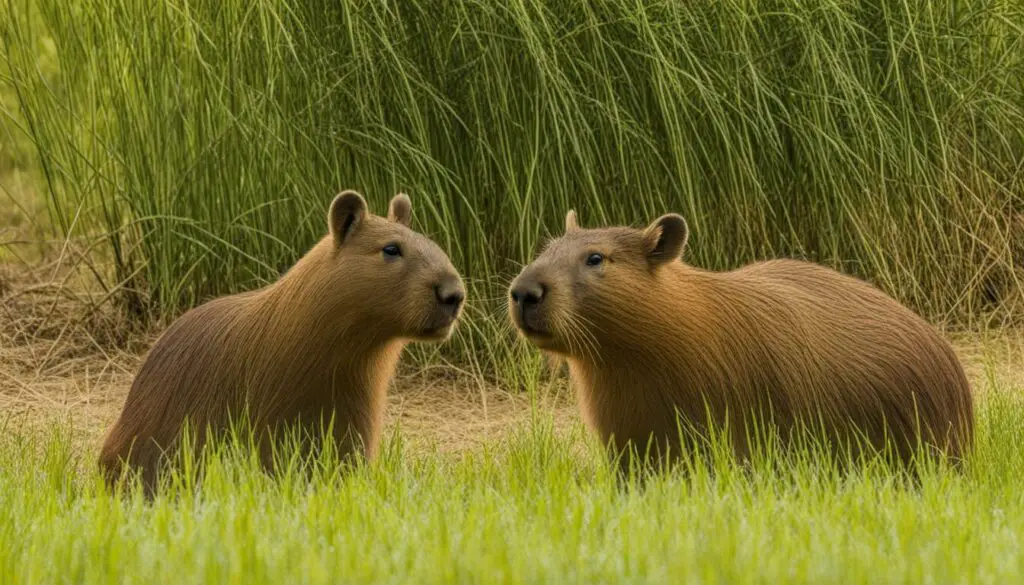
[436,288,464,311]
[435,276,465,313]
[443,290,464,310]
[510,282,545,308]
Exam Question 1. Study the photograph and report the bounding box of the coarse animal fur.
[508,209,974,473]
[100,191,465,493]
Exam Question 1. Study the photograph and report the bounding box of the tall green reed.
[2,0,1022,380]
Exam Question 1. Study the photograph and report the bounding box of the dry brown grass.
[1,260,1020,460]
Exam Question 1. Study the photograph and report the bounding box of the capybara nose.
[435,277,465,313]
[510,282,545,309]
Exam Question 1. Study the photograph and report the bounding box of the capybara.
[100,191,465,492]
[508,209,973,473]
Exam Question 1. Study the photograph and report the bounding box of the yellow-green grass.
[1,378,1022,585]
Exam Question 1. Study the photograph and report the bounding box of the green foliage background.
[2,0,1022,376]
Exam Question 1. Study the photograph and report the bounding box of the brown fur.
[100,191,465,493]
[509,210,974,472]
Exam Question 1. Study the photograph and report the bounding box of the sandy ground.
[0,329,583,456]
[1,262,1021,458]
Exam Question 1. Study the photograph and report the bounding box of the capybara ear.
[642,213,689,267]
[388,193,412,227]
[565,209,579,233]
[329,190,368,247]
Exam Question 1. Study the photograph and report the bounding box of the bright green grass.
[2,383,1022,584]
[1,0,1022,382]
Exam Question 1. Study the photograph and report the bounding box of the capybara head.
[324,190,465,341]
[508,209,688,355]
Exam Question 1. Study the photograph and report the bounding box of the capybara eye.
[382,244,402,259]
[585,253,604,266]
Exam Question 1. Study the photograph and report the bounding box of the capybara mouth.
[522,327,553,342]
[417,313,459,340]
[517,324,561,352]
[512,315,554,342]
[418,325,453,340]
